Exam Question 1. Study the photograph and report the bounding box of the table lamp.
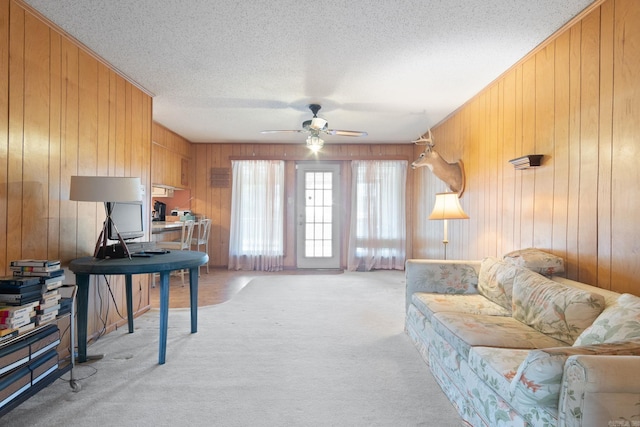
[428,192,469,260]
[70,176,142,258]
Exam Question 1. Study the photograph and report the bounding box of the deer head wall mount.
[411,129,465,197]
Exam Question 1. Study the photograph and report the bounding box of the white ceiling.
[24,0,595,145]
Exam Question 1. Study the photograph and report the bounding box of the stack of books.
[0,260,66,336]
[36,289,62,326]
[0,301,38,342]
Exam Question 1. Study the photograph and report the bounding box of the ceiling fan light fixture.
[310,117,328,130]
[306,135,324,152]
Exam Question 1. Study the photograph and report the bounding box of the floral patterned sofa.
[405,249,640,427]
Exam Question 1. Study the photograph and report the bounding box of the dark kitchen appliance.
[153,200,166,221]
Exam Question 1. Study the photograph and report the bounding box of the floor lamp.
[70,176,142,259]
[428,192,469,260]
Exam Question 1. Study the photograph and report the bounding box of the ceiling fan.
[260,104,368,151]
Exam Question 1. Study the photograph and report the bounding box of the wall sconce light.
[509,155,543,170]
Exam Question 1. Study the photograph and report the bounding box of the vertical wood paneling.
[488,85,499,255]
[2,1,153,345]
[417,0,640,295]
[77,50,99,257]
[7,3,24,262]
[520,57,536,249]
[0,0,8,273]
[60,36,80,260]
[513,65,524,253]
[48,30,62,259]
[182,139,415,268]
[597,0,614,290]
[578,9,600,285]
[22,12,49,258]
[533,44,555,251]
[566,23,582,280]
[501,71,517,255]
[553,31,571,263]
[611,0,640,294]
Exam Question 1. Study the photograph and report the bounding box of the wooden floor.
[149,268,344,309]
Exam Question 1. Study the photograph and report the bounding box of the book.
[0,308,34,320]
[17,322,35,335]
[12,268,64,278]
[38,301,60,313]
[10,265,61,273]
[0,301,39,315]
[40,293,61,307]
[9,259,60,268]
[0,283,44,295]
[41,278,64,292]
[0,327,18,337]
[0,276,42,288]
[36,311,57,325]
[0,329,18,344]
[0,308,36,321]
[0,315,33,329]
[37,304,60,315]
[0,292,42,306]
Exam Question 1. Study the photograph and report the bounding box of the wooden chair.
[190,218,211,275]
[156,220,195,286]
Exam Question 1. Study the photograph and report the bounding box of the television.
[107,201,144,241]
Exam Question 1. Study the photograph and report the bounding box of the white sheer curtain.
[348,160,407,271]
[228,160,284,271]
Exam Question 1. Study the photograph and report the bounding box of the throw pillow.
[477,257,520,310]
[573,293,640,346]
[512,270,605,344]
[503,248,564,276]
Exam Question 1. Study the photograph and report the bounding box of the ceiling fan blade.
[260,130,305,134]
[325,129,368,137]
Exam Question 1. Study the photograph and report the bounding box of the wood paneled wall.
[1,1,153,342]
[188,143,416,269]
[413,0,640,295]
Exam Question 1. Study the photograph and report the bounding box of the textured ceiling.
[24,0,595,144]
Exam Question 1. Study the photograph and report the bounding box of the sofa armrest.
[509,340,640,415]
[559,355,640,427]
[405,259,481,311]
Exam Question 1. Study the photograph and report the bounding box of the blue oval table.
[69,250,208,365]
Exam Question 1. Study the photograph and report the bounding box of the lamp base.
[95,243,132,259]
[93,214,132,259]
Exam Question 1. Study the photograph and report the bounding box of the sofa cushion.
[509,339,640,410]
[467,347,530,401]
[412,292,511,322]
[503,248,564,276]
[477,257,521,310]
[573,293,640,346]
[512,270,605,344]
[430,312,567,360]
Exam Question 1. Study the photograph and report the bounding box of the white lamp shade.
[69,176,142,202]
[428,192,469,220]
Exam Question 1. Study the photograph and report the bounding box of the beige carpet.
[2,271,463,427]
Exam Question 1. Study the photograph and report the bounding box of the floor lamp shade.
[69,176,143,258]
[69,176,142,202]
[428,192,469,259]
[428,192,469,221]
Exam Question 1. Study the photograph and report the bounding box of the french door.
[295,163,341,269]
